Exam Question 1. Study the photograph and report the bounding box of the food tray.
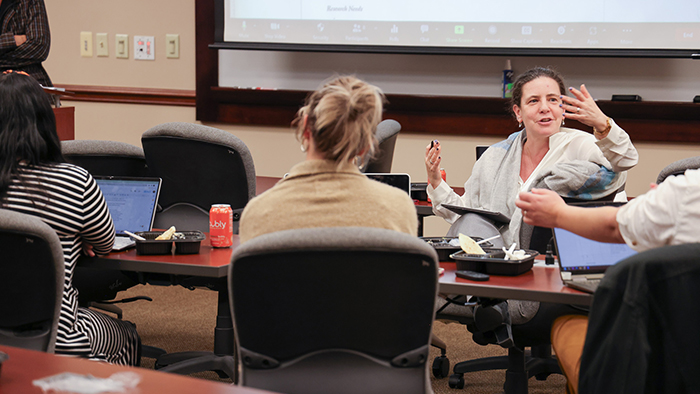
[134,231,205,255]
[421,236,493,262]
[450,248,539,276]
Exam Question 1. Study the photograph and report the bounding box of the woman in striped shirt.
[0,71,140,365]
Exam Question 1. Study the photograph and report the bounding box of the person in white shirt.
[515,168,700,251]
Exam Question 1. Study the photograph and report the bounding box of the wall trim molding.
[55,84,196,107]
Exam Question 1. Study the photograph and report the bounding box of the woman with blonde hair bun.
[239,75,417,243]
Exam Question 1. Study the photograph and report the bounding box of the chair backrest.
[656,156,700,184]
[229,227,439,394]
[0,209,64,353]
[475,145,489,160]
[361,119,401,173]
[61,140,149,177]
[141,122,256,232]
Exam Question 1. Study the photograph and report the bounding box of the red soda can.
[209,204,233,248]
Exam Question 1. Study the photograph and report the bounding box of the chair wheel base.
[448,373,465,389]
[432,355,450,378]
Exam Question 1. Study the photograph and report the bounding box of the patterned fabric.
[0,0,52,86]
[3,162,140,365]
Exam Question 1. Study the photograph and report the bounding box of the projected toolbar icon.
[455,25,464,34]
[420,25,429,33]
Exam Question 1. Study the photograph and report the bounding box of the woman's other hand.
[82,243,96,257]
[425,140,443,188]
[560,84,610,137]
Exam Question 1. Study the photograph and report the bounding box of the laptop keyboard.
[113,236,135,251]
[567,279,602,294]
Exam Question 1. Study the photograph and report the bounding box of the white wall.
[44,1,700,236]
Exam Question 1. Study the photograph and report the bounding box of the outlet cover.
[134,35,155,60]
[116,34,129,59]
[165,34,179,58]
[96,33,108,57]
[80,31,93,57]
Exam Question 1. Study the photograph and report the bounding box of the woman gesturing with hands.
[561,84,614,139]
[425,140,443,189]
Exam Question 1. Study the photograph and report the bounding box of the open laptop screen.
[95,176,161,235]
[553,227,637,274]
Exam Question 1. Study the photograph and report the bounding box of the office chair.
[0,209,64,352]
[61,140,149,177]
[656,155,700,184]
[62,139,150,319]
[229,227,439,394]
[360,119,401,173]
[141,122,256,233]
[475,145,489,160]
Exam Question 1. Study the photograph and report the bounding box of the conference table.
[78,175,590,383]
[0,345,276,394]
[440,260,592,306]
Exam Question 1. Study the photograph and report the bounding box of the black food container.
[134,231,205,255]
[421,236,493,262]
[450,248,538,276]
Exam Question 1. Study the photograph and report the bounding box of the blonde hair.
[294,75,384,165]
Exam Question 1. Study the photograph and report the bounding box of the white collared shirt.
[617,168,700,251]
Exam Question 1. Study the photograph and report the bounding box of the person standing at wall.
[0,0,52,86]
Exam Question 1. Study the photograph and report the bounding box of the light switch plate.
[116,34,129,59]
[80,31,92,57]
[96,33,108,57]
[134,35,155,60]
[166,34,179,58]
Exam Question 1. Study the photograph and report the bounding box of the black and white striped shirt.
[4,162,139,365]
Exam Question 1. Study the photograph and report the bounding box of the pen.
[477,234,500,245]
[124,230,146,241]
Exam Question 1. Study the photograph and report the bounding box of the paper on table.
[33,372,140,394]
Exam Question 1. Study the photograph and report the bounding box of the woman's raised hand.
[560,84,610,135]
[425,140,443,188]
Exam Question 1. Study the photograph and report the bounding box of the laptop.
[95,176,162,251]
[365,173,411,195]
[553,227,637,293]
